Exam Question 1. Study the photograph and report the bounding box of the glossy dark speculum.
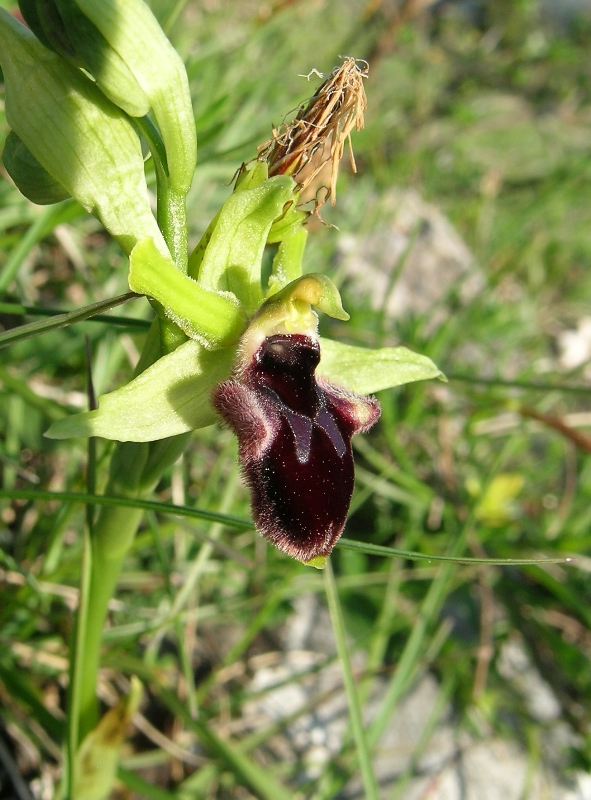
[213,334,380,563]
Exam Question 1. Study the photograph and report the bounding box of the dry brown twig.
[258,56,368,208]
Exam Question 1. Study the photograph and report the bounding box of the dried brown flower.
[258,56,368,207]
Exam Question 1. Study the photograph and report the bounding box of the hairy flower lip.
[213,332,380,565]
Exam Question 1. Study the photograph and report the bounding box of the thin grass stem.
[324,559,380,800]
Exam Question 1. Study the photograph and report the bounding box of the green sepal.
[72,676,142,800]
[45,340,236,442]
[0,10,167,257]
[236,163,308,245]
[196,176,296,315]
[266,228,308,297]
[128,238,246,348]
[2,130,70,205]
[74,0,197,194]
[17,0,58,51]
[187,164,290,282]
[317,338,445,394]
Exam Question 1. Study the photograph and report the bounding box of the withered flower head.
[213,298,379,568]
[258,57,368,207]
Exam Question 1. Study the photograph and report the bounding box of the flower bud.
[18,0,151,117]
[73,0,197,195]
[0,9,167,256]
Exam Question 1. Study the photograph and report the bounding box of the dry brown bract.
[259,57,368,207]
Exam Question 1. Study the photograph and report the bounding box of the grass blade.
[0,293,138,349]
[324,559,380,800]
[0,490,570,565]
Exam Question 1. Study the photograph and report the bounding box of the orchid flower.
[45,161,443,565]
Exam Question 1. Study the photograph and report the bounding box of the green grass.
[2,0,591,796]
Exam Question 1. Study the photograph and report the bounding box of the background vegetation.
[1,0,591,797]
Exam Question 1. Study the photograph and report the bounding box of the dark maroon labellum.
[213,334,380,563]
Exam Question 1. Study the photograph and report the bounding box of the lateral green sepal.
[317,339,445,394]
[45,340,236,442]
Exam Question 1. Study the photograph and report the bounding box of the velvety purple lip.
[213,333,380,563]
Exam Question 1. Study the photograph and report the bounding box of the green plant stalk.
[134,114,188,355]
[65,112,193,788]
[66,527,93,791]
[135,114,188,274]
[75,500,146,742]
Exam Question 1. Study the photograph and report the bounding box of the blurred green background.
[1,0,591,797]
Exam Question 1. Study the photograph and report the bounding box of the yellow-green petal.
[196,176,296,314]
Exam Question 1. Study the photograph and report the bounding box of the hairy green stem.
[134,115,188,353]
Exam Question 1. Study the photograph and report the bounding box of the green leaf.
[2,130,70,205]
[45,339,236,441]
[317,338,445,394]
[196,176,296,314]
[74,0,197,194]
[128,238,245,347]
[0,10,167,257]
